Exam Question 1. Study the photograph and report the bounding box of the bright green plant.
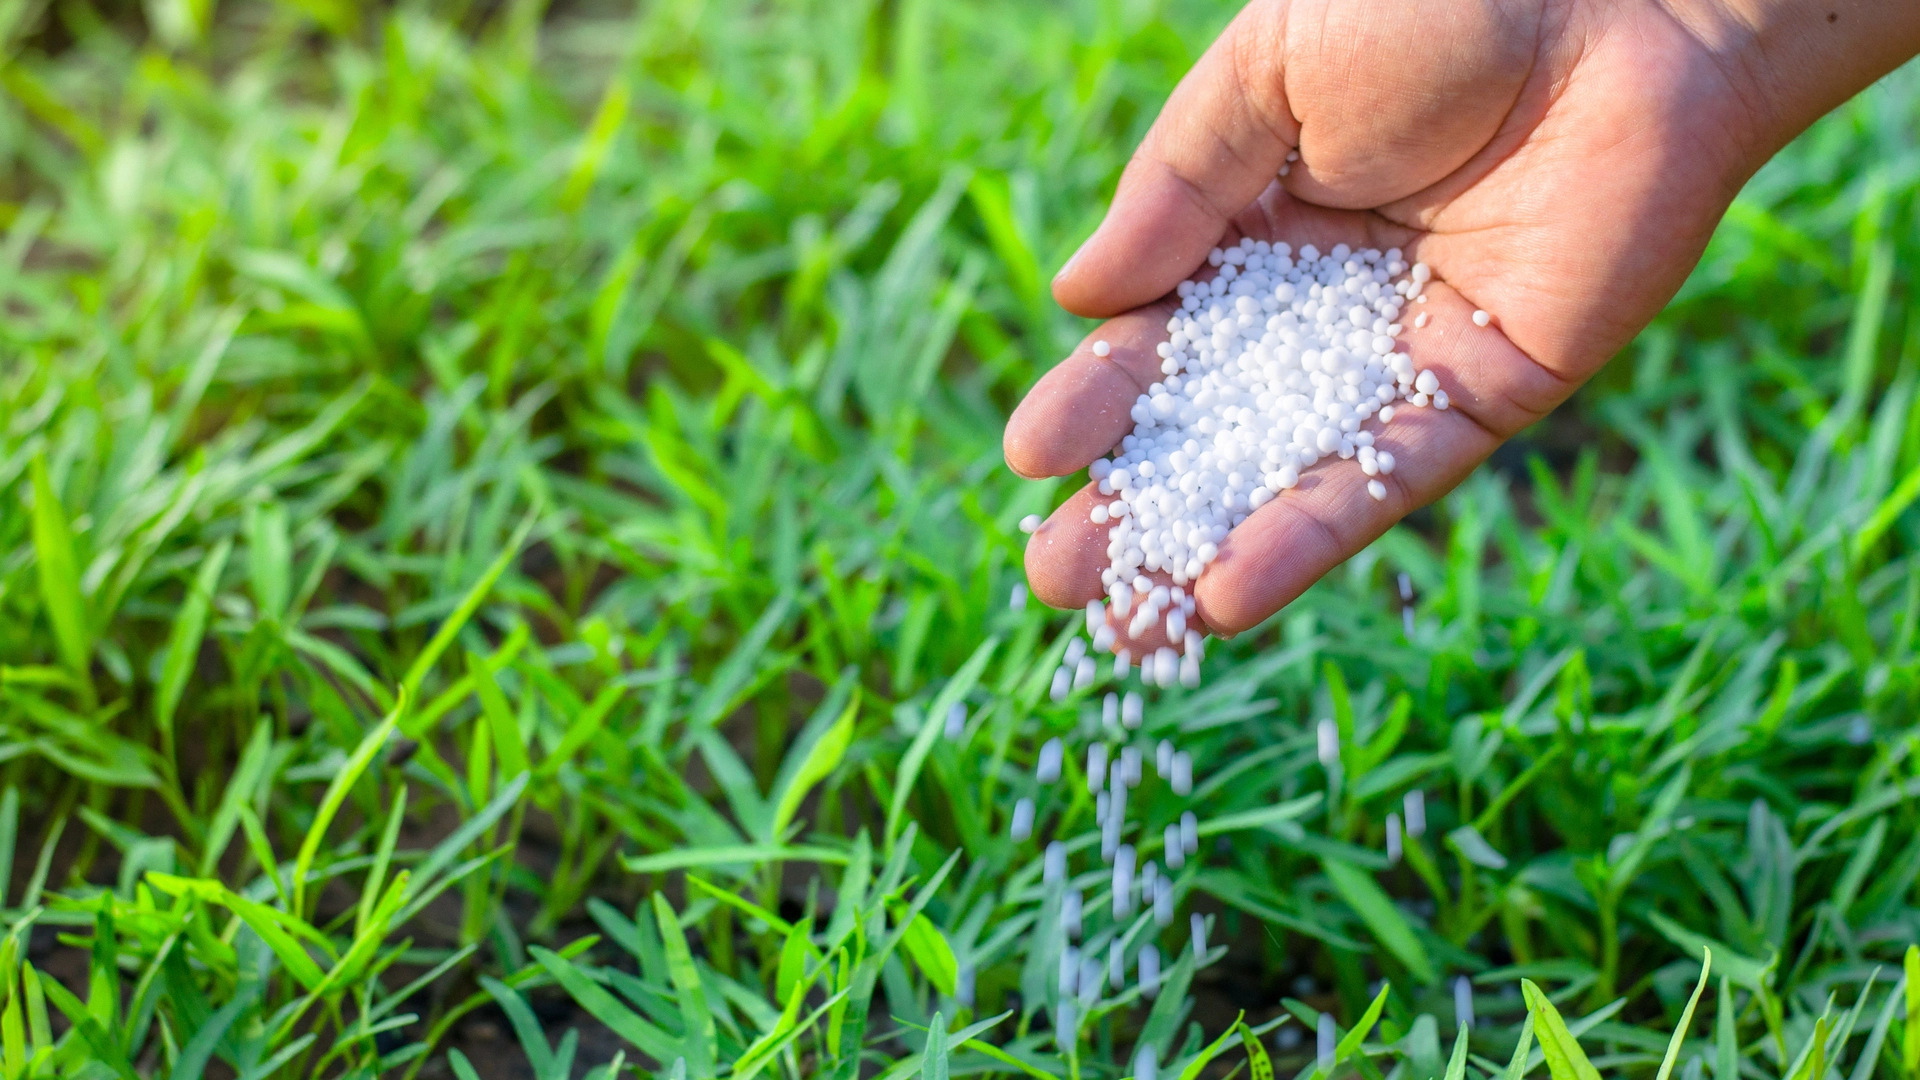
[0,0,1915,1078]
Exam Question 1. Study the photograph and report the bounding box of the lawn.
[1,1,1917,1079]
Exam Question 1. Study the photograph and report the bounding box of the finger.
[1023,484,1112,611]
[1277,0,1541,211]
[1386,274,1578,439]
[1051,0,1297,319]
[1191,285,1564,635]
[1004,304,1178,480]
[1022,485,1211,651]
[1026,485,1218,658]
[1191,401,1491,635]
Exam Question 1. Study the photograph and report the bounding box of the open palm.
[1006,0,1918,644]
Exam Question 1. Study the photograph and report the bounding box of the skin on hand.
[1007,0,1920,643]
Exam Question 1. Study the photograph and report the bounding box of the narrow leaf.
[157,538,231,747]
[29,454,88,678]
[1323,858,1436,983]
[1523,979,1602,1080]
[653,893,716,1075]
[1657,949,1711,1080]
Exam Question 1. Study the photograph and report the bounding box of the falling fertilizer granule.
[1075,237,1448,685]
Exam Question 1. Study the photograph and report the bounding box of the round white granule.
[1367,480,1388,501]
[1092,339,1112,357]
[1471,309,1491,327]
[1019,514,1042,534]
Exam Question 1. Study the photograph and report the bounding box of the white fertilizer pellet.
[1044,841,1067,883]
[1386,811,1402,864]
[1068,238,1445,676]
[1049,667,1071,702]
[1138,945,1161,998]
[1037,737,1063,783]
[1404,789,1427,837]
[1316,718,1340,767]
[1011,797,1034,840]
[1092,339,1112,357]
[1471,309,1491,327]
[1163,823,1184,869]
[1190,912,1207,956]
[1019,514,1042,534]
[1078,955,1103,1005]
[944,702,966,739]
[1455,975,1476,1029]
[1009,583,1027,611]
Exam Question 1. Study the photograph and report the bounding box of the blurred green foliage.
[0,1,1915,1078]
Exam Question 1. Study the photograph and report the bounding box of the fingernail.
[1055,216,1110,286]
[1053,243,1085,286]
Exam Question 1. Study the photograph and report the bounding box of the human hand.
[1007,0,1920,649]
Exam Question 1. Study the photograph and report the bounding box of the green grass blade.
[924,1012,949,1080]
[399,507,538,703]
[1446,1022,1471,1080]
[167,983,257,1080]
[1239,1019,1276,1080]
[156,538,230,753]
[1324,858,1436,984]
[528,946,680,1063]
[768,678,858,842]
[1506,1014,1537,1080]
[0,787,17,908]
[888,636,997,846]
[1657,949,1711,1080]
[29,453,89,680]
[291,693,407,917]
[1905,946,1920,1077]
[652,892,716,1075]
[1523,979,1602,1080]
[1715,977,1737,1080]
[356,786,407,936]
[1178,1010,1246,1080]
[35,969,137,1080]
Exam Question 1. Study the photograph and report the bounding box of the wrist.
[1670,0,1920,167]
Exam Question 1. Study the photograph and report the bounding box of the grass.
[0,1,1916,1078]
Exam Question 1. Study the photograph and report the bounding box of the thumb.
[1051,0,1296,319]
